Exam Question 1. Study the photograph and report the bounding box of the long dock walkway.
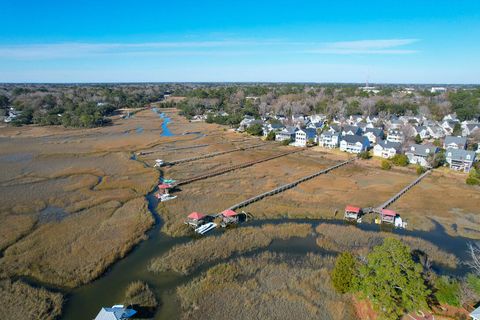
[221,158,355,213]
[177,149,304,186]
[375,170,431,211]
[164,143,267,166]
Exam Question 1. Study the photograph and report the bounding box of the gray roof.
[343,125,362,134]
[471,305,480,319]
[321,131,341,138]
[342,135,369,145]
[281,126,297,134]
[364,127,384,137]
[377,139,402,151]
[444,136,467,147]
[407,144,438,157]
[95,306,136,320]
[446,148,476,162]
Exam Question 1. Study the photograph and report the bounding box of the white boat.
[157,193,177,202]
[153,159,164,167]
[195,222,217,235]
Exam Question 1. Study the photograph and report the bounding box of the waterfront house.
[319,131,341,149]
[445,148,476,172]
[275,126,297,142]
[94,305,136,320]
[373,140,402,159]
[443,136,467,150]
[344,205,361,220]
[339,135,370,153]
[263,122,285,136]
[363,127,384,144]
[405,144,439,167]
[295,128,317,147]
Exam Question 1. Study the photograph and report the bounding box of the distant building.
[339,135,370,153]
[359,86,380,94]
[386,129,404,143]
[94,305,136,320]
[431,87,447,93]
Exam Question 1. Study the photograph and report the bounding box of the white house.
[462,123,480,137]
[445,148,476,172]
[431,87,447,93]
[413,126,430,140]
[319,132,341,149]
[342,125,362,136]
[339,135,370,154]
[295,128,317,147]
[373,140,402,159]
[386,129,404,143]
[363,128,384,144]
[275,126,297,142]
[94,305,136,320]
[443,136,467,150]
[426,124,446,139]
[405,144,439,167]
[441,120,459,135]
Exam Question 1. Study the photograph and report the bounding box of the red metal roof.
[381,209,397,216]
[221,209,238,217]
[188,212,205,220]
[345,205,361,213]
[158,183,173,189]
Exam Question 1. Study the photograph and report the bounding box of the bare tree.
[467,242,480,276]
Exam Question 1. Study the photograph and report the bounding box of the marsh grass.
[315,224,458,268]
[149,223,312,274]
[176,252,356,320]
[0,197,154,287]
[123,281,158,318]
[0,279,63,320]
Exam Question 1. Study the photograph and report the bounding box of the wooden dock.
[163,143,267,166]
[220,158,355,213]
[374,170,431,212]
[177,149,304,186]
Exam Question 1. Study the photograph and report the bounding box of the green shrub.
[466,168,480,185]
[266,131,276,141]
[381,160,392,170]
[331,252,358,294]
[434,276,461,307]
[357,151,371,160]
[467,273,480,295]
[246,123,264,136]
[281,138,292,146]
[416,164,426,175]
[391,154,409,166]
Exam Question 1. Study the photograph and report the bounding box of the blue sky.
[1,0,479,83]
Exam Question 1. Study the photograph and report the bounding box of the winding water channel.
[61,111,472,320]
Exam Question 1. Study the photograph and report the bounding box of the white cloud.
[305,39,419,55]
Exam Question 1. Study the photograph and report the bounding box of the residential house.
[471,305,480,320]
[275,126,297,142]
[388,118,403,130]
[263,122,285,136]
[413,126,430,139]
[295,128,317,147]
[94,305,136,320]
[443,136,467,150]
[363,128,384,144]
[327,124,341,134]
[386,129,404,143]
[319,131,341,149]
[347,115,364,125]
[238,116,263,132]
[373,140,402,158]
[426,124,446,139]
[405,144,439,167]
[339,135,370,153]
[441,120,460,135]
[445,148,476,172]
[342,125,362,136]
[462,123,480,137]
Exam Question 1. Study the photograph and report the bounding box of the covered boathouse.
[380,209,396,224]
[344,205,361,220]
[185,212,206,227]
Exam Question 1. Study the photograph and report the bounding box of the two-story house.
[386,129,404,143]
[443,136,467,150]
[319,131,341,149]
[405,144,439,167]
[275,126,297,142]
[339,135,370,153]
[445,148,476,172]
[295,128,317,147]
[363,128,384,144]
[373,140,402,158]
